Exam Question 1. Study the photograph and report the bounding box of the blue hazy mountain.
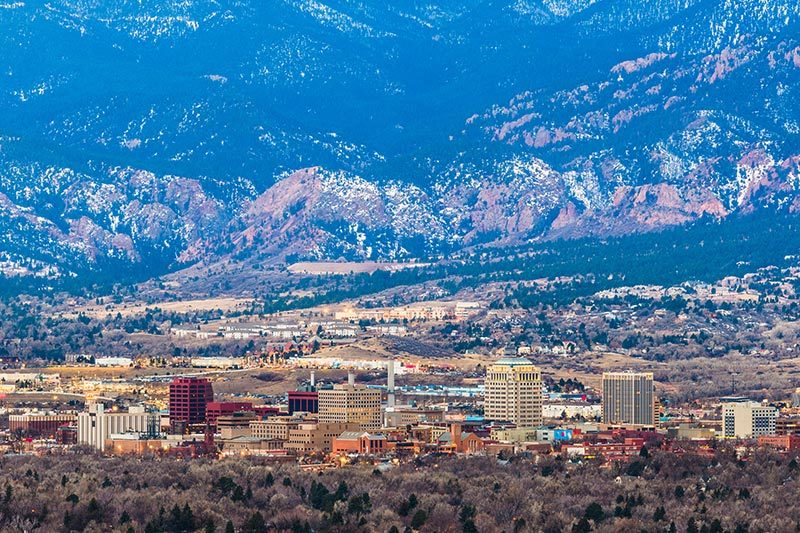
[1,0,799,282]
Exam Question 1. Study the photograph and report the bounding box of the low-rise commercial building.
[217,412,259,439]
[250,415,308,441]
[221,436,286,456]
[384,406,445,428]
[332,431,392,454]
[285,422,360,454]
[9,412,77,438]
[205,402,253,428]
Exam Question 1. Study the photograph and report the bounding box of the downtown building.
[9,411,77,438]
[169,377,214,430]
[722,401,777,439]
[602,372,655,427]
[484,357,543,427]
[77,404,153,452]
[317,375,382,431]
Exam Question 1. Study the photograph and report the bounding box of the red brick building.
[758,434,800,451]
[169,377,214,427]
[55,425,78,445]
[253,405,281,417]
[583,438,646,462]
[205,402,253,428]
[332,431,393,454]
[9,413,77,438]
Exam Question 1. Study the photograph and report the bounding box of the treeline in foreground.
[0,447,797,532]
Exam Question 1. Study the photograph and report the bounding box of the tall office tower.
[318,374,382,431]
[484,357,543,427]
[602,372,655,426]
[722,401,777,439]
[169,377,214,427]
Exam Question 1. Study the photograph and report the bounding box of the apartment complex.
[484,357,542,427]
[722,401,777,439]
[318,381,382,431]
[602,372,655,427]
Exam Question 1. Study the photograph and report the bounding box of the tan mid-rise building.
[250,415,308,441]
[217,412,258,440]
[484,357,542,427]
[318,383,382,431]
[284,422,360,454]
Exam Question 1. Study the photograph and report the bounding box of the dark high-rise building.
[602,372,655,427]
[169,377,214,427]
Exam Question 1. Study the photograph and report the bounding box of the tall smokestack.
[348,372,355,386]
[387,360,396,408]
[310,371,316,388]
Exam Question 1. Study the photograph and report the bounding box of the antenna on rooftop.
[730,371,739,394]
[387,359,396,408]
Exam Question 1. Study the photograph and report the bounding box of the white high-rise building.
[484,357,542,427]
[602,372,656,426]
[722,402,777,439]
[77,404,151,451]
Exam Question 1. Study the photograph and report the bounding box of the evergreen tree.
[410,510,427,529]
[241,512,267,533]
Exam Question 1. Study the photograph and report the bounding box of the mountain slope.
[1,0,800,285]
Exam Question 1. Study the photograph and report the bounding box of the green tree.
[584,502,604,523]
[410,510,427,529]
[653,506,666,522]
[242,512,267,533]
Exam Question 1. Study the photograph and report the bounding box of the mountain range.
[1,0,799,284]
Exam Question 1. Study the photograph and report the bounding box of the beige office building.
[722,402,777,439]
[602,372,655,426]
[250,415,307,441]
[318,383,382,431]
[284,422,359,454]
[484,357,542,427]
